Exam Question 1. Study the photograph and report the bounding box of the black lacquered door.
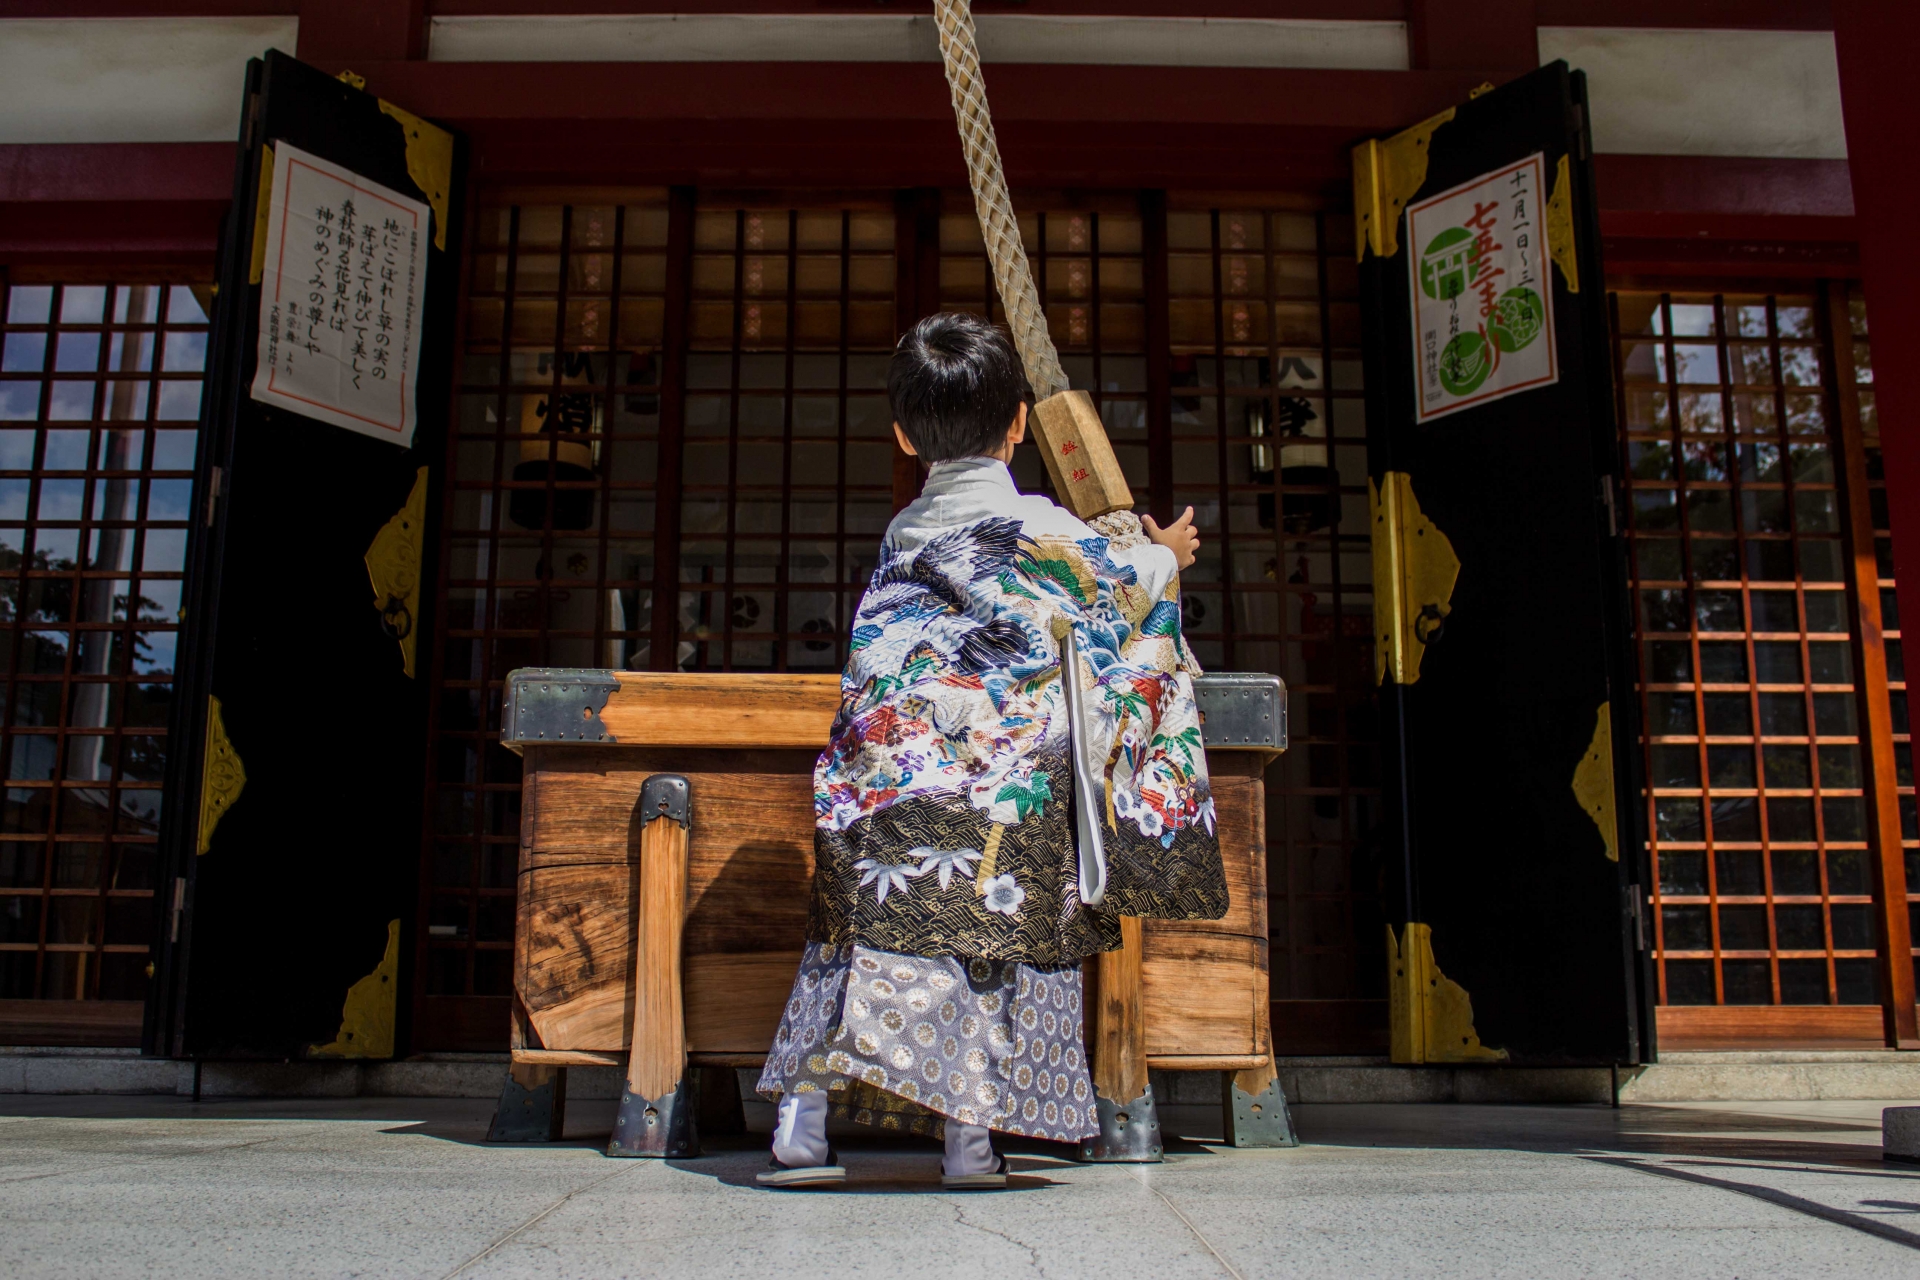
[148,51,464,1058]
[1357,62,1654,1065]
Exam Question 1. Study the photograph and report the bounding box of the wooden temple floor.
[0,1096,1913,1277]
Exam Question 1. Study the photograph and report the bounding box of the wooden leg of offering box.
[1081,916,1163,1162]
[1221,977,1297,1147]
[487,1061,568,1143]
[608,774,699,1159]
[1221,1059,1297,1148]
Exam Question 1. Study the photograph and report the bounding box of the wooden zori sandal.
[756,1151,847,1189]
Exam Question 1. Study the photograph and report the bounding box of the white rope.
[933,0,1069,401]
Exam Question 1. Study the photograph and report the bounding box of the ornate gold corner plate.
[1387,923,1423,1063]
[197,695,246,856]
[335,69,368,92]
[248,143,275,287]
[377,100,453,251]
[1369,472,1462,685]
[1388,922,1507,1064]
[1545,152,1579,294]
[309,918,400,1059]
[366,467,429,678]
[1352,106,1456,262]
[1572,701,1618,861]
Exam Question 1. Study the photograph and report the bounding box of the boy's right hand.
[1142,506,1200,571]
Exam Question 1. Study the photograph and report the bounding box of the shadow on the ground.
[2,1094,1895,1179]
[1289,1101,1891,1173]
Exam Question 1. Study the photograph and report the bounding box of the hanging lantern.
[510,350,601,532]
[1251,394,1337,534]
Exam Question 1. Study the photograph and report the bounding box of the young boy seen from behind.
[756,312,1224,1189]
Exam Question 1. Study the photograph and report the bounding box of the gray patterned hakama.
[755,941,1100,1144]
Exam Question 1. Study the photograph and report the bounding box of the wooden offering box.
[496,669,1289,1155]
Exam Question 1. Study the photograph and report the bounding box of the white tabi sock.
[943,1122,997,1176]
[771,1090,830,1168]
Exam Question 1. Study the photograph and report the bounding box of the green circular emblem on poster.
[1419,226,1475,301]
[1488,287,1545,353]
[1438,331,1491,396]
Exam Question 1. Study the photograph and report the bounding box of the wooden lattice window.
[429,197,673,1006]
[419,191,1384,1050]
[938,202,1150,501]
[0,277,207,1032]
[1163,207,1380,1020]
[676,203,897,673]
[1616,287,1894,1012]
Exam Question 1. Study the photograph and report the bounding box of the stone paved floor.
[2,1095,1917,1278]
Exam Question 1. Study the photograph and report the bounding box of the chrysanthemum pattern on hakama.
[755,941,1098,1143]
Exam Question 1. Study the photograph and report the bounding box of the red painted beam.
[342,59,1490,131]
[0,142,232,204]
[311,59,1505,192]
[1594,155,1853,220]
[0,143,231,262]
[1594,154,1857,272]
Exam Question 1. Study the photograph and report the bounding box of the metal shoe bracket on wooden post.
[487,1057,568,1143]
[608,773,699,1158]
[1081,917,1161,1161]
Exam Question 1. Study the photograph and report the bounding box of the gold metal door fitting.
[248,143,274,286]
[1388,922,1507,1064]
[366,467,429,678]
[309,918,400,1059]
[1370,471,1461,685]
[1572,702,1619,861]
[1545,152,1580,294]
[1352,107,1456,261]
[197,695,247,856]
[376,100,452,250]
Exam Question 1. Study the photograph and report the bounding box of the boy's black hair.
[886,312,1031,462]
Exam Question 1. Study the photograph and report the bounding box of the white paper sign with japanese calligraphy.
[251,142,428,447]
[1406,152,1557,423]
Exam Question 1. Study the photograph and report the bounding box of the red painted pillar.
[1834,0,1920,1041]
[1835,2,1920,730]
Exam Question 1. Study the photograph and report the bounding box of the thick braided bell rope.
[934,0,1069,401]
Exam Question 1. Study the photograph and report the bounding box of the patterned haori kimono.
[757,456,1225,1143]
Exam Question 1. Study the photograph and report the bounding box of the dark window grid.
[938,207,1151,509]
[1620,291,1873,1007]
[440,186,517,984]
[427,202,649,995]
[678,207,893,673]
[0,280,203,1001]
[1160,209,1374,1001]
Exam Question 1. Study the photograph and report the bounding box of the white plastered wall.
[424,13,1409,70]
[0,17,297,145]
[1538,26,1846,158]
